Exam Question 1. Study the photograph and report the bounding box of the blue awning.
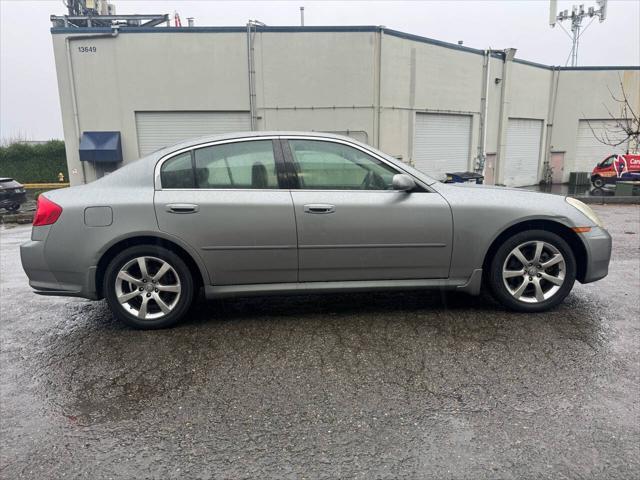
[79,131,122,163]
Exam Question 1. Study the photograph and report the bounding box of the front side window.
[194,140,278,189]
[288,140,398,190]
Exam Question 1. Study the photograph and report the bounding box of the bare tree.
[586,76,640,153]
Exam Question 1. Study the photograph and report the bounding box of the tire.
[6,203,20,212]
[592,176,604,188]
[488,230,576,313]
[104,245,194,329]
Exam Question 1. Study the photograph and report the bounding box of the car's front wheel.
[488,230,576,312]
[592,176,604,188]
[104,245,194,329]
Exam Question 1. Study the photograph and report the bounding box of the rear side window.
[160,140,280,189]
[194,140,278,189]
[160,152,194,188]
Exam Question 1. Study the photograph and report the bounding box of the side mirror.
[392,174,416,192]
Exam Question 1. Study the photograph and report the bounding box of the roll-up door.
[135,111,251,156]
[413,113,472,181]
[503,118,543,187]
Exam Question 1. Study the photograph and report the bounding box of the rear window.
[194,140,278,189]
[159,140,279,190]
[0,179,20,189]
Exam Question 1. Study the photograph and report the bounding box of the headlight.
[566,197,603,228]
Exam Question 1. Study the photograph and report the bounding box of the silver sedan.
[21,132,612,329]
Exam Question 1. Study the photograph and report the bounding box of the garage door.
[575,119,629,173]
[503,118,543,187]
[135,111,251,156]
[414,113,472,181]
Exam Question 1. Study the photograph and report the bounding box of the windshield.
[600,156,614,167]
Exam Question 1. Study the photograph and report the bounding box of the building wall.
[254,31,377,141]
[378,33,483,165]
[552,69,640,180]
[496,61,553,184]
[51,27,639,187]
[53,31,251,184]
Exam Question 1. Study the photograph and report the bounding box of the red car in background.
[591,154,640,188]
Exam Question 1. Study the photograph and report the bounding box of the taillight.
[33,195,63,226]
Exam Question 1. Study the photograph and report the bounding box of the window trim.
[154,135,432,192]
[155,136,286,190]
[280,136,428,193]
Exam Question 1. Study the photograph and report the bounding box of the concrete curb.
[0,212,34,225]
[573,196,640,205]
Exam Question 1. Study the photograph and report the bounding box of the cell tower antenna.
[549,0,608,66]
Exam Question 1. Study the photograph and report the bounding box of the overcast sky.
[1,0,638,141]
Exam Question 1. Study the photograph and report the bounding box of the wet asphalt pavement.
[1,204,639,479]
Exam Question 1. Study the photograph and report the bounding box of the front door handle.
[166,203,199,214]
[304,204,336,214]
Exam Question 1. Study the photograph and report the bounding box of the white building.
[50,23,640,186]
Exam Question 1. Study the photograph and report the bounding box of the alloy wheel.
[502,241,566,304]
[114,256,181,320]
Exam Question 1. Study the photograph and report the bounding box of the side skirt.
[205,269,483,299]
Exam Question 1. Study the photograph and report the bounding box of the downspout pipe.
[65,26,119,184]
[543,66,561,182]
[495,47,517,185]
[375,27,384,149]
[246,20,265,131]
[479,48,491,175]
[246,23,255,131]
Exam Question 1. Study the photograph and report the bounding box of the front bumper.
[580,226,612,283]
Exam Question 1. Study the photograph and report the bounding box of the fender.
[94,229,212,285]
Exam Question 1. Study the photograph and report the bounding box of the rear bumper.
[20,239,98,299]
[580,226,612,284]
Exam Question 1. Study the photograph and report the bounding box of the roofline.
[147,130,367,157]
[50,25,640,71]
[554,65,640,71]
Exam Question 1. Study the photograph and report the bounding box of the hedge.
[0,140,69,183]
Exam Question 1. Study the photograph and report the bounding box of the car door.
[154,138,298,285]
[283,137,453,282]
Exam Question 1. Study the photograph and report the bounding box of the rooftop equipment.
[52,0,168,28]
[549,0,608,66]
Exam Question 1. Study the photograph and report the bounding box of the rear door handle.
[304,204,336,214]
[166,203,199,214]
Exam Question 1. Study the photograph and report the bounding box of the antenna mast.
[549,0,608,66]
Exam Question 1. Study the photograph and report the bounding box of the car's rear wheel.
[592,176,604,188]
[488,230,576,312]
[104,245,194,329]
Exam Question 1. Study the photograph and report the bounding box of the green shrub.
[0,140,68,183]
